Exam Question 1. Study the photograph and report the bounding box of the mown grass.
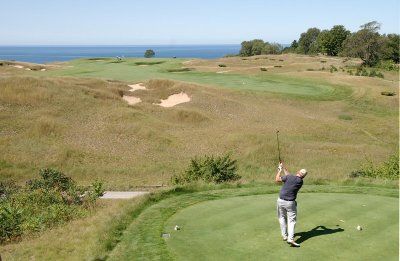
[166,193,398,260]
[104,184,398,260]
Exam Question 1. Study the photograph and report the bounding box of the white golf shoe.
[287,240,300,247]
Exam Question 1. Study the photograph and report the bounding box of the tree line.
[239,21,399,67]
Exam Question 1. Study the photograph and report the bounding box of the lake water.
[0,45,241,64]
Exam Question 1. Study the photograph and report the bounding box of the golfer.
[275,163,307,247]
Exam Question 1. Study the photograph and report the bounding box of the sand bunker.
[128,83,147,92]
[13,65,24,69]
[122,83,147,105]
[122,96,141,105]
[156,92,191,107]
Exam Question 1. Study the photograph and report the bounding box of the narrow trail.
[100,191,149,199]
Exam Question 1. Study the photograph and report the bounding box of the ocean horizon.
[0,44,243,64]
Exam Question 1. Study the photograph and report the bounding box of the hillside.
[0,55,398,189]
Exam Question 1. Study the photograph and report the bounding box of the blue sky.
[1,0,399,45]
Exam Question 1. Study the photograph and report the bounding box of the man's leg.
[277,199,288,240]
[287,201,298,245]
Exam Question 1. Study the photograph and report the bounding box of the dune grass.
[0,54,398,188]
[0,198,144,261]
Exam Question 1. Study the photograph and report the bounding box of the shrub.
[0,169,103,243]
[350,153,399,180]
[90,180,105,198]
[339,114,352,120]
[0,181,19,200]
[144,49,155,58]
[172,153,240,184]
[377,60,399,71]
[260,67,268,71]
[368,70,377,77]
[27,168,75,192]
[218,64,227,67]
[0,203,23,243]
[381,91,396,96]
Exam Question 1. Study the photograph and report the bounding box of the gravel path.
[100,191,149,199]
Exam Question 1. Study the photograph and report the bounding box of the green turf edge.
[94,184,397,260]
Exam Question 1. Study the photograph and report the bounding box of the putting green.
[164,193,398,261]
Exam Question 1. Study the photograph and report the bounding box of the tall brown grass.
[0,66,398,189]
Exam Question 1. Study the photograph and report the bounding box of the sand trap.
[13,65,24,69]
[156,92,191,107]
[123,96,141,105]
[216,70,231,74]
[128,83,147,92]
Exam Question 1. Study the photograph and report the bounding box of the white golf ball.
[357,225,362,231]
[174,225,180,231]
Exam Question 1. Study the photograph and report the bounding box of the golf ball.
[357,225,362,231]
[174,225,180,231]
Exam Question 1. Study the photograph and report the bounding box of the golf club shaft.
[276,130,281,163]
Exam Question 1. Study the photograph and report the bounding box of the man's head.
[297,169,308,178]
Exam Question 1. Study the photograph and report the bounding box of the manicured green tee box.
[106,186,398,261]
[165,193,398,261]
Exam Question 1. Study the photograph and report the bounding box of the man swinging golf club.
[274,131,307,247]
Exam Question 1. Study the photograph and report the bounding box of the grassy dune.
[0,55,398,189]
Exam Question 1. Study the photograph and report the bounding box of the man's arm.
[275,164,289,183]
[275,169,283,183]
[283,166,289,176]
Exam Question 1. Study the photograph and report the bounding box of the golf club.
[276,130,281,163]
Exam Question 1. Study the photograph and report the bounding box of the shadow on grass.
[295,225,344,244]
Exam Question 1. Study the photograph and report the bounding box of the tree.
[360,21,381,32]
[384,34,400,63]
[342,21,384,66]
[144,49,155,58]
[297,28,321,54]
[263,42,283,54]
[317,25,350,56]
[290,40,298,49]
[239,39,265,56]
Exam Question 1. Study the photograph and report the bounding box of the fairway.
[41,57,352,100]
[165,193,398,261]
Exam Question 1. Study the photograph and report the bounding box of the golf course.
[0,53,398,260]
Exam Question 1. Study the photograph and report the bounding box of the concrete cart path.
[100,191,150,199]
